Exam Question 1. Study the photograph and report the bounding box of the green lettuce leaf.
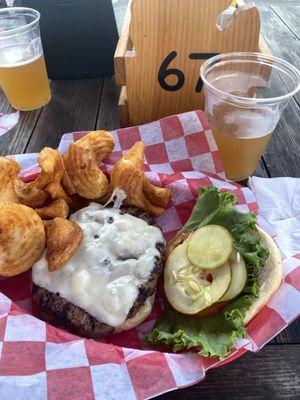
[147,186,269,359]
[148,296,253,359]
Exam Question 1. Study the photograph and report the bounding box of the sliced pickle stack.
[164,225,247,315]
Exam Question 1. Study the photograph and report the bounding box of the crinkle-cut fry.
[143,178,171,208]
[0,157,20,203]
[63,130,114,199]
[14,177,49,208]
[34,198,69,220]
[34,147,65,189]
[110,141,171,216]
[0,203,45,277]
[45,217,83,272]
[46,182,87,212]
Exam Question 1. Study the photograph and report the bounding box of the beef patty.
[32,206,165,338]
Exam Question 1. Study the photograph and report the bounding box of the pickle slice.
[220,250,247,302]
[164,243,231,315]
[187,225,233,269]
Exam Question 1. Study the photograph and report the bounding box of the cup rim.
[0,7,40,38]
[200,52,300,105]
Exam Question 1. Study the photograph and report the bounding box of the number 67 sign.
[115,0,267,127]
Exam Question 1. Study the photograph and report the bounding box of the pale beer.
[0,45,50,111]
[0,8,51,111]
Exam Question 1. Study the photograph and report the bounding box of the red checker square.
[186,177,213,196]
[104,151,123,165]
[73,132,87,141]
[211,151,224,173]
[195,110,210,130]
[160,115,184,141]
[126,352,176,399]
[117,127,141,150]
[164,230,178,241]
[46,323,80,343]
[285,267,300,291]
[247,306,286,347]
[0,341,45,375]
[170,159,193,172]
[85,340,124,365]
[248,202,259,212]
[0,316,7,341]
[47,367,94,400]
[185,133,210,157]
[0,271,31,302]
[294,253,300,260]
[145,143,168,164]
[109,328,142,350]
[175,200,196,226]
[159,172,184,185]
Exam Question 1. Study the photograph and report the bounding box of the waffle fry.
[14,148,64,208]
[63,130,114,199]
[45,217,83,272]
[111,142,171,216]
[46,182,87,212]
[0,203,45,276]
[34,198,69,220]
[0,157,20,203]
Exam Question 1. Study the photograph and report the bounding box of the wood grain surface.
[156,345,300,400]
[0,1,299,398]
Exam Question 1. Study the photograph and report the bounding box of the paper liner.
[0,110,299,400]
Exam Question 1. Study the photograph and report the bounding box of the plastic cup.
[0,7,51,111]
[200,52,300,182]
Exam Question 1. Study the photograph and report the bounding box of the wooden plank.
[118,86,129,128]
[157,345,300,400]
[263,97,300,177]
[271,319,300,344]
[272,5,300,40]
[0,90,43,156]
[96,76,121,131]
[114,0,133,86]
[25,78,103,153]
[125,0,261,126]
[258,5,300,104]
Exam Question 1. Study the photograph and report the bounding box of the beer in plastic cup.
[0,7,50,111]
[200,53,300,181]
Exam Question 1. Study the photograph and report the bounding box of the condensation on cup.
[200,53,300,182]
[0,7,51,111]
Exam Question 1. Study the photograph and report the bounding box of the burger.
[32,198,166,338]
[147,186,282,359]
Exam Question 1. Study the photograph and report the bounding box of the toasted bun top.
[165,226,282,325]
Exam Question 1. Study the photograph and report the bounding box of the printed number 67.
[158,51,219,93]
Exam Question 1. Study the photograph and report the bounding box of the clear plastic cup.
[200,52,300,181]
[0,7,51,111]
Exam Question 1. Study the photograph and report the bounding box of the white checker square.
[111,130,121,151]
[181,171,205,179]
[204,129,218,151]
[0,372,47,400]
[178,111,203,135]
[155,207,182,232]
[191,153,215,174]
[283,256,300,277]
[0,342,3,358]
[45,340,89,370]
[5,315,46,342]
[139,120,164,145]
[235,204,251,213]
[149,163,174,174]
[267,283,300,323]
[209,177,236,190]
[165,353,205,387]
[91,363,136,400]
[169,180,195,205]
[0,293,11,318]
[241,187,257,204]
[123,348,154,362]
[165,137,189,162]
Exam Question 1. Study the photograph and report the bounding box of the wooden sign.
[114,0,270,127]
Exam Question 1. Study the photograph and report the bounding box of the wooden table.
[0,0,299,399]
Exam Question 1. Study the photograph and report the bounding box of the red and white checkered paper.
[1,110,299,400]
